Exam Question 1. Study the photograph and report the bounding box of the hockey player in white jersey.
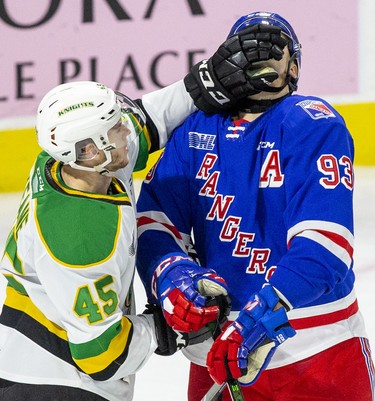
[0,30,279,400]
[0,80,231,401]
[136,11,375,401]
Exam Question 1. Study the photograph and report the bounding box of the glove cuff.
[151,252,196,299]
[184,59,235,114]
[145,304,215,356]
[258,284,280,310]
[272,287,293,312]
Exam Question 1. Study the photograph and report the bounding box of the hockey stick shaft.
[227,379,245,401]
[200,382,226,401]
[200,379,244,401]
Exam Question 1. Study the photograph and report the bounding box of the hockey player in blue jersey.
[136,11,375,401]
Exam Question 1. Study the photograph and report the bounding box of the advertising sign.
[0,0,358,120]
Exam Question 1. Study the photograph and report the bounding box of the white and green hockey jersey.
[0,80,196,401]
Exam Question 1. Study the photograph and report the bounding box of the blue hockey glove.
[152,253,230,333]
[207,285,296,385]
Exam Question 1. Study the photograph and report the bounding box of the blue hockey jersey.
[136,94,367,368]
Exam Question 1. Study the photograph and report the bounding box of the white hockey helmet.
[36,81,146,174]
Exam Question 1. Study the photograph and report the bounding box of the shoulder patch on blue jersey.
[188,132,216,150]
[296,100,336,120]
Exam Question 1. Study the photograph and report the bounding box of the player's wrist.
[268,263,314,309]
[271,286,293,311]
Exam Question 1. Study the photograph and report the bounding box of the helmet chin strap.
[238,54,297,114]
[237,93,290,114]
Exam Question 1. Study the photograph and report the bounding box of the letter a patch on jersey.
[297,100,336,120]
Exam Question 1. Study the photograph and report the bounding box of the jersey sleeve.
[139,80,197,152]
[269,100,355,309]
[136,116,197,302]
[128,80,196,173]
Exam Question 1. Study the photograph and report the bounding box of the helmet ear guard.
[285,52,299,93]
[75,138,100,161]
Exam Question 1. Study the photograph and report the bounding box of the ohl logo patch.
[297,100,336,120]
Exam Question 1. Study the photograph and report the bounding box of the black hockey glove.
[145,294,230,356]
[184,24,288,113]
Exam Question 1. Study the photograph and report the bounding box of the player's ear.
[289,62,298,80]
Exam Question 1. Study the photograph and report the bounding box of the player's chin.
[113,148,131,168]
[108,156,129,171]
